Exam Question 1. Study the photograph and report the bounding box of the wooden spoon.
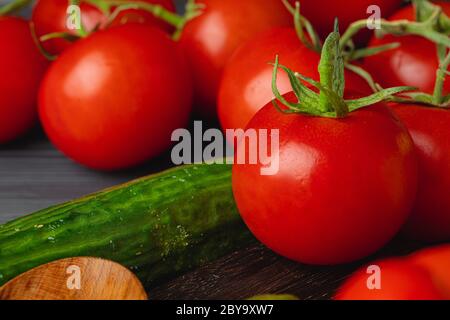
[0,257,148,300]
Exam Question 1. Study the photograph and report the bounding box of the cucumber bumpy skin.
[0,163,253,288]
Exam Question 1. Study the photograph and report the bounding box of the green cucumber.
[0,163,253,288]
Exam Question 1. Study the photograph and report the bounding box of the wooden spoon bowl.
[0,257,148,300]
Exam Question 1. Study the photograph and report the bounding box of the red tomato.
[363,1,450,95]
[179,0,292,119]
[388,104,450,242]
[232,93,418,265]
[218,27,372,132]
[297,0,403,46]
[409,245,450,298]
[335,259,444,300]
[39,24,192,170]
[32,0,176,54]
[0,17,48,144]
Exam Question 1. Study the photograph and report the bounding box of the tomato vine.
[271,22,414,118]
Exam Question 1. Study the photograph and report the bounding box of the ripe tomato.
[232,93,418,265]
[409,245,450,298]
[39,24,192,170]
[388,104,450,242]
[0,17,48,144]
[335,259,444,300]
[179,0,292,119]
[32,0,176,54]
[218,27,372,132]
[363,1,450,95]
[297,0,403,46]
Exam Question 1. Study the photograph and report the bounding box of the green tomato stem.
[85,0,203,41]
[104,0,185,28]
[432,49,450,105]
[347,42,400,61]
[282,0,322,53]
[29,22,58,61]
[413,0,450,30]
[340,7,450,50]
[317,21,347,116]
[69,0,89,37]
[40,31,81,43]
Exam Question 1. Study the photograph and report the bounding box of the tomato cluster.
[0,0,449,300]
[335,244,450,300]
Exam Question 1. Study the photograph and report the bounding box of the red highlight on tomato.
[39,24,193,170]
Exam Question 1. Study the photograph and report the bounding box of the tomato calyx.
[341,0,450,49]
[351,0,450,109]
[87,0,202,40]
[37,0,203,61]
[0,0,32,16]
[87,0,203,40]
[282,1,402,96]
[271,23,414,118]
[38,0,202,47]
[339,0,450,92]
[283,0,401,62]
[414,0,450,33]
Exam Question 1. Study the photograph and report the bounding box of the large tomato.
[335,259,444,300]
[39,24,192,170]
[179,0,292,119]
[409,245,450,298]
[297,0,403,46]
[218,27,371,132]
[0,17,48,144]
[363,1,450,95]
[32,0,176,54]
[389,104,450,242]
[232,93,418,265]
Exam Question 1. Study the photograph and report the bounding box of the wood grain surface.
[0,130,421,300]
[0,257,148,300]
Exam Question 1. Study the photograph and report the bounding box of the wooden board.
[0,130,421,300]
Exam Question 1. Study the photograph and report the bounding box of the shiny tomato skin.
[0,17,49,144]
[232,93,418,265]
[296,0,403,46]
[179,0,292,119]
[389,104,450,242]
[32,0,176,54]
[335,259,444,300]
[218,28,372,132]
[39,24,192,170]
[363,2,450,95]
[409,245,450,298]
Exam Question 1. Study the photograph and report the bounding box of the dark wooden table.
[0,129,421,300]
